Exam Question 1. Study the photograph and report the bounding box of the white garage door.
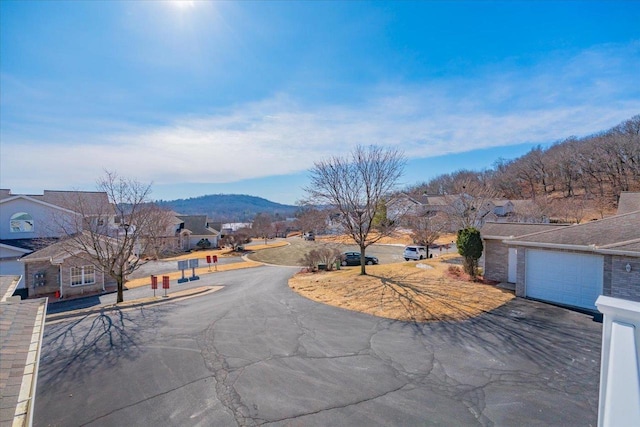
[525,249,603,310]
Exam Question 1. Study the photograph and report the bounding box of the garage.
[525,249,603,310]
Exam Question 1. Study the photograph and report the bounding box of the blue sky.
[1,1,639,205]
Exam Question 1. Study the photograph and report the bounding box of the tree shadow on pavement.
[39,306,165,387]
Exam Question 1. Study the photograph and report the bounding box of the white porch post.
[596,295,640,426]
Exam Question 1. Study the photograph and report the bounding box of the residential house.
[481,222,568,284]
[389,193,545,230]
[220,222,252,236]
[19,234,117,299]
[0,191,82,282]
[501,210,640,311]
[176,215,220,251]
[0,189,115,293]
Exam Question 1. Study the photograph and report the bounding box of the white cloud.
[2,42,639,192]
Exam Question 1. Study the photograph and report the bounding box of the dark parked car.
[341,251,379,266]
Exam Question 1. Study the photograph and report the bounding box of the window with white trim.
[10,212,34,232]
[70,265,96,286]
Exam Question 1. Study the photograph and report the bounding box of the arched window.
[10,212,34,232]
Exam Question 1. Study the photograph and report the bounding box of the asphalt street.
[35,265,601,426]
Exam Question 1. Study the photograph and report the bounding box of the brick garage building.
[503,210,640,311]
[481,222,566,284]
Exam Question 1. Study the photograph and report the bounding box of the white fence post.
[596,295,640,427]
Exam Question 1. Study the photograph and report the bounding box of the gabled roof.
[40,190,111,216]
[19,239,80,263]
[176,215,219,236]
[419,194,450,206]
[509,199,537,210]
[0,242,34,255]
[490,199,512,207]
[20,232,117,263]
[481,222,566,239]
[618,192,640,215]
[0,194,79,216]
[508,210,640,254]
[0,190,112,216]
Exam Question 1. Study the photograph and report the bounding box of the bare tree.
[406,211,448,258]
[551,196,588,224]
[305,145,405,275]
[294,205,327,235]
[444,178,501,231]
[272,220,289,238]
[56,171,154,303]
[220,228,251,251]
[251,213,273,244]
[139,204,179,259]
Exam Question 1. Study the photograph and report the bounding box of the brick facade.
[24,257,115,299]
[610,255,640,302]
[483,239,509,283]
[24,261,60,297]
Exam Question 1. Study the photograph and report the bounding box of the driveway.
[35,265,601,426]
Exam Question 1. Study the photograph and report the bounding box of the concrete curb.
[46,286,222,322]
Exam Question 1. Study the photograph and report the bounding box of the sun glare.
[169,0,195,9]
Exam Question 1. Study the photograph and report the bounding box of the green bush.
[456,227,483,277]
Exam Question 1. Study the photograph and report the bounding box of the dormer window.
[10,212,34,232]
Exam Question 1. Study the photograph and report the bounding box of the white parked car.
[404,245,427,261]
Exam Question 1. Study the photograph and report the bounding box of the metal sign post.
[151,275,158,297]
[212,255,218,271]
[177,260,189,283]
[162,275,170,297]
[189,259,200,281]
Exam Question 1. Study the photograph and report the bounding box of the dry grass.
[245,241,290,251]
[317,231,457,246]
[125,260,263,289]
[162,241,288,261]
[289,257,514,322]
[164,248,235,261]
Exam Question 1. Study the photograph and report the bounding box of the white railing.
[596,295,640,426]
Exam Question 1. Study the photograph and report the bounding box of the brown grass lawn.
[161,241,289,261]
[317,231,458,246]
[289,256,514,322]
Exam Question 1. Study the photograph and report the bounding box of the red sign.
[151,275,158,290]
[206,255,212,264]
[212,255,218,263]
[162,276,170,289]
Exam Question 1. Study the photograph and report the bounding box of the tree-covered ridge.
[155,194,298,221]
[409,115,640,217]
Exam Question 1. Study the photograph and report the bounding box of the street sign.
[189,258,200,281]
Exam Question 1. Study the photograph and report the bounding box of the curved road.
[35,265,600,426]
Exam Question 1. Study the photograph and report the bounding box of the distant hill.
[156,194,298,221]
